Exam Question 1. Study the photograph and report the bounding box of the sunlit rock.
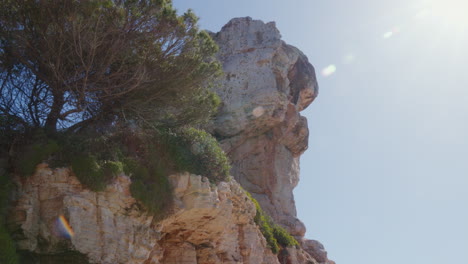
[212,16,317,237]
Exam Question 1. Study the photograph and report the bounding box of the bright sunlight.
[418,0,468,30]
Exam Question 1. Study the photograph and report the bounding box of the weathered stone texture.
[8,166,279,264]
[9,164,158,264]
[212,17,317,237]
[211,17,334,264]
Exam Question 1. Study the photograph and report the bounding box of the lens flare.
[383,27,401,39]
[383,31,393,39]
[252,106,265,117]
[342,54,356,64]
[321,65,337,77]
[57,215,75,239]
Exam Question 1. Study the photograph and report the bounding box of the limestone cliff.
[9,166,280,264]
[210,17,331,264]
[211,17,317,237]
[6,17,333,264]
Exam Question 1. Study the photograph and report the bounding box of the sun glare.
[419,0,468,29]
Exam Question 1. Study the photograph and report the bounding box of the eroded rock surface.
[9,164,157,264]
[8,166,281,264]
[212,17,316,237]
[156,173,279,264]
[211,17,333,264]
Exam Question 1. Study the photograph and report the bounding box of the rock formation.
[9,166,280,264]
[211,16,320,247]
[6,17,334,264]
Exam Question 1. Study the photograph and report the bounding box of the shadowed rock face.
[212,17,317,237]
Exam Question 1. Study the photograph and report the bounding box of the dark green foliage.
[122,156,172,217]
[0,172,19,264]
[16,140,60,177]
[0,227,19,264]
[71,155,107,192]
[157,127,231,183]
[0,0,222,133]
[129,168,172,218]
[49,132,123,191]
[122,157,147,177]
[245,191,299,254]
[101,161,123,179]
[18,250,90,264]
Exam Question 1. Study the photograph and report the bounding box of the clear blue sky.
[173,1,468,263]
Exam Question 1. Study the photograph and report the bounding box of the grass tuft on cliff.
[245,191,299,254]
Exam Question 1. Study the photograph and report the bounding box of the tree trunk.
[44,91,64,134]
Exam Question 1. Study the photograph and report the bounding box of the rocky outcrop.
[9,165,157,264]
[8,166,281,264]
[211,17,332,263]
[157,173,279,264]
[212,17,312,237]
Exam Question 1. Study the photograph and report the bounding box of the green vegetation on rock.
[245,191,299,254]
[6,126,231,216]
[0,172,19,264]
[159,128,231,183]
[15,135,61,177]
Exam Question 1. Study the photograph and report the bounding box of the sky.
[173,1,468,263]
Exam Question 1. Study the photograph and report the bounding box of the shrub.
[126,158,172,219]
[0,226,18,264]
[0,172,18,264]
[101,161,123,179]
[71,155,105,191]
[7,125,230,220]
[245,191,299,254]
[70,155,124,192]
[120,127,230,217]
[273,225,300,247]
[158,127,231,182]
[16,139,60,177]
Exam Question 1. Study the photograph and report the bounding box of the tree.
[0,0,221,134]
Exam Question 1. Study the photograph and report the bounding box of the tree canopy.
[0,0,221,134]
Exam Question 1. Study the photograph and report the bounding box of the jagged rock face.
[156,174,279,264]
[212,17,334,264]
[8,166,280,264]
[9,164,158,264]
[212,17,318,238]
[302,240,334,264]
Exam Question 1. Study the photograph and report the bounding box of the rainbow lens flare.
[57,215,75,239]
[383,27,401,39]
[321,64,337,77]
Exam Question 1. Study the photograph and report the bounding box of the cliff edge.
[6,17,333,264]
